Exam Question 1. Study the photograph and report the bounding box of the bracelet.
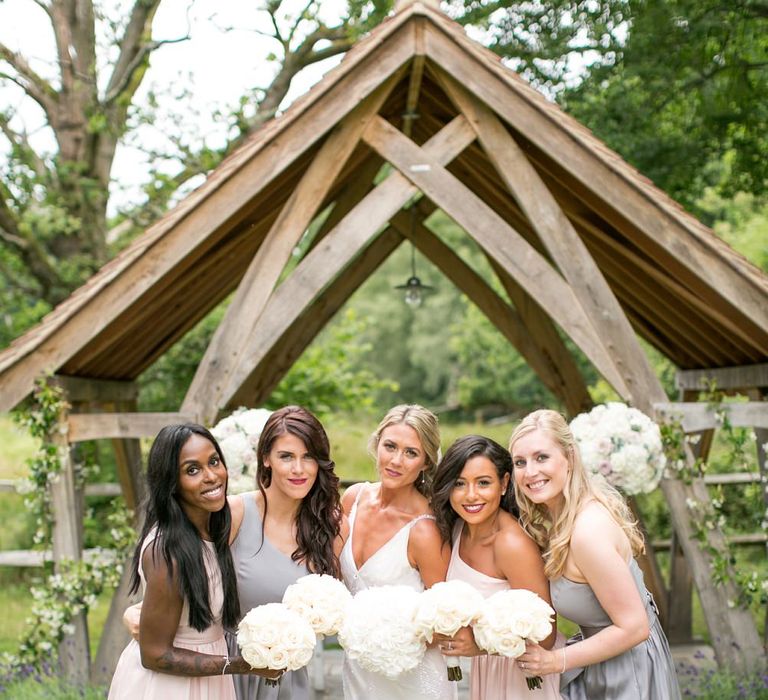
[561,647,567,674]
[222,654,231,676]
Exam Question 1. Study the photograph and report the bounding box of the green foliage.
[268,309,399,419]
[675,664,768,699]
[561,0,768,205]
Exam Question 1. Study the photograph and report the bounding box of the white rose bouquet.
[338,585,425,679]
[414,580,484,681]
[237,603,316,687]
[211,407,272,494]
[283,573,352,637]
[473,589,555,690]
[569,402,666,495]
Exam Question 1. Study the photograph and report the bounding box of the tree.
[561,0,768,207]
[0,0,384,343]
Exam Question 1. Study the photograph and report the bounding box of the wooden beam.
[67,413,195,442]
[361,114,630,397]
[0,23,416,415]
[229,229,404,408]
[49,402,90,683]
[183,73,405,423]
[436,73,661,407]
[654,402,768,432]
[676,364,768,393]
[422,25,768,337]
[402,54,425,136]
[219,115,476,409]
[391,205,588,413]
[50,376,138,404]
[308,155,385,252]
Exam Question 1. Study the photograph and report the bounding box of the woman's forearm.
[561,623,649,672]
[141,646,253,676]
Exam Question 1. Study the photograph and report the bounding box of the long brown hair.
[257,406,342,577]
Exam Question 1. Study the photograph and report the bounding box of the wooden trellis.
[0,0,767,682]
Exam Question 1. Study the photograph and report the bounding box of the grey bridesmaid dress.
[551,559,681,700]
[227,493,311,700]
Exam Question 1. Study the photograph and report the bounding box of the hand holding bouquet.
[473,589,555,690]
[237,603,316,687]
[414,580,484,681]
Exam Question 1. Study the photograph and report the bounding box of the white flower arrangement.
[338,585,425,679]
[570,402,666,495]
[237,603,317,686]
[282,573,352,637]
[211,407,272,494]
[413,580,484,681]
[473,589,555,690]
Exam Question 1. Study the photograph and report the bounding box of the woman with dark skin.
[109,424,277,699]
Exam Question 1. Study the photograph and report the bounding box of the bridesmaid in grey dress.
[224,406,347,700]
[509,410,680,699]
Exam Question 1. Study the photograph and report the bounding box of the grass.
[0,414,38,479]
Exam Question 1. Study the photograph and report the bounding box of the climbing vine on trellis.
[2,377,136,673]
[660,382,768,611]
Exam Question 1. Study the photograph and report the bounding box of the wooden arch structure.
[1,0,767,683]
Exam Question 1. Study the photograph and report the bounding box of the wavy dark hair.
[129,424,240,632]
[257,406,342,578]
[430,434,518,544]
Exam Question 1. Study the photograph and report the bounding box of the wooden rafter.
[392,204,591,415]
[230,229,404,407]
[183,73,405,423]
[361,115,630,397]
[218,115,476,410]
[423,25,768,338]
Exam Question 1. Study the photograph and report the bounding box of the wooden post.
[748,387,768,652]
[93,396,147,684]
[49,398,90,685]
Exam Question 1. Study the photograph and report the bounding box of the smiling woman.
[339,404,456,700]
[109,424,278,700]
[430,435,561,700]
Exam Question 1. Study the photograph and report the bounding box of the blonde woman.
[510,410,680,699]
[340,404,455,700]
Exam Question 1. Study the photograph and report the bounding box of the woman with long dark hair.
[339,404,454,700]
[227,405,345,700]
[430,435,560,699]
[109,424,277,699]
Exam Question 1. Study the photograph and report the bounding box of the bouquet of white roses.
[570,402,666,495]
[283,573,352,637]
[414,580,484,681]
[237,603,316,686]
[211,407,272,494]
[338,585,425,679]
[473,589,555,690]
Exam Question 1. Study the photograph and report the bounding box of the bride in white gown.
[340,405,456,700]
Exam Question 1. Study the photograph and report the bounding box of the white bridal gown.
[340,483,456,700]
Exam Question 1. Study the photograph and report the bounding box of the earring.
[419,471,426,486]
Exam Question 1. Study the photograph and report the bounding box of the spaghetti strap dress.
[446,521,561,699]
[108,529,236,700]
[340,483,456,700]
[227,493,310,700]
[551,559,681,699]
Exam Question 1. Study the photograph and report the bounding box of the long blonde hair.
[509,409,644,579]
[369,404,441,496]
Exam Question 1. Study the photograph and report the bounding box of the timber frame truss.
[1,1,767,682]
